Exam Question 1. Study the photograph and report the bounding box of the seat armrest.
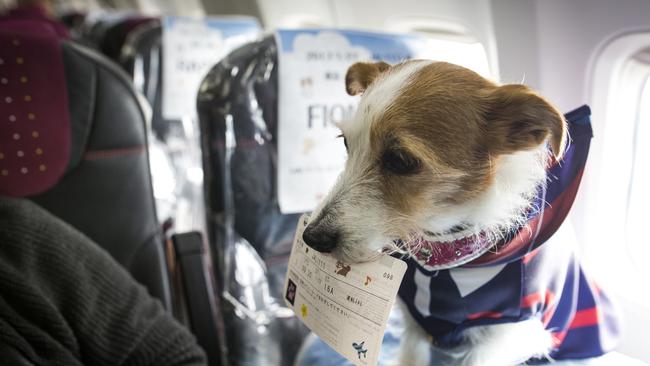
[172,232,228,366]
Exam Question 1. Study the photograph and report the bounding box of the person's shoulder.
[0,196,43,229]
[0,196,58,232]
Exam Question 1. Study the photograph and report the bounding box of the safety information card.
[283,215,407,366]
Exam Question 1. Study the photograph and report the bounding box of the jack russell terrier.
[302,60,619,366]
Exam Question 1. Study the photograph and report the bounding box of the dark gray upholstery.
[30,40,172,311]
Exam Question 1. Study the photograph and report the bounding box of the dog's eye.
[381,149,421,175]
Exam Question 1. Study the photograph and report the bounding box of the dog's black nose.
[302,225,339,253]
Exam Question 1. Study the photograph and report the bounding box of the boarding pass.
[283,215,407,366]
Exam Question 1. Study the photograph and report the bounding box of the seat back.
[99,16,157,62]
[119,22,178,142]
[198,34,310,366]
[120,17,261,141]
[118,22,199,231]
[0,19,171,310]
[118,16,261,237]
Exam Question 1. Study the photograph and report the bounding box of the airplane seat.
[197,34,309,366]
[77,18,113,50]
[1,24,227,366]
[77,15,154,56]
[120,22,180,142]
[99,16,158,63]
[0,18,172,310]
[59,11,87,34]
[118,22,208,240]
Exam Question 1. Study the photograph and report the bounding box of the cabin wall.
[490,0,539,88]
[491,0,650,109]
[535,0,650,111]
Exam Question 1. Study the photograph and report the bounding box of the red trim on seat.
[84,145,146,160]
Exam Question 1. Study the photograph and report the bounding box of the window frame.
[575,30,650,362]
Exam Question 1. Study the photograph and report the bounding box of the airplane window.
[582,38,650,307]
[626,54,650,276]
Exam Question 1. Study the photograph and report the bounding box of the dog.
[301,60,617,365]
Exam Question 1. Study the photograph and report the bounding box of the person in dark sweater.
[0,196,207,365]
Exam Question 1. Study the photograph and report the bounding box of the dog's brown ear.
[345,61,391,95]
[485,84,567,160]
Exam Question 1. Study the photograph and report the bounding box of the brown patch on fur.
[368,62,495,214]
[484,84,567,159]
[364,61,565,216]
[345,61,391,95]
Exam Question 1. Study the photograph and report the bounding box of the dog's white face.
[302,60,566,263]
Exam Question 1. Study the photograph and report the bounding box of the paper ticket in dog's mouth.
[284,214,407,366]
